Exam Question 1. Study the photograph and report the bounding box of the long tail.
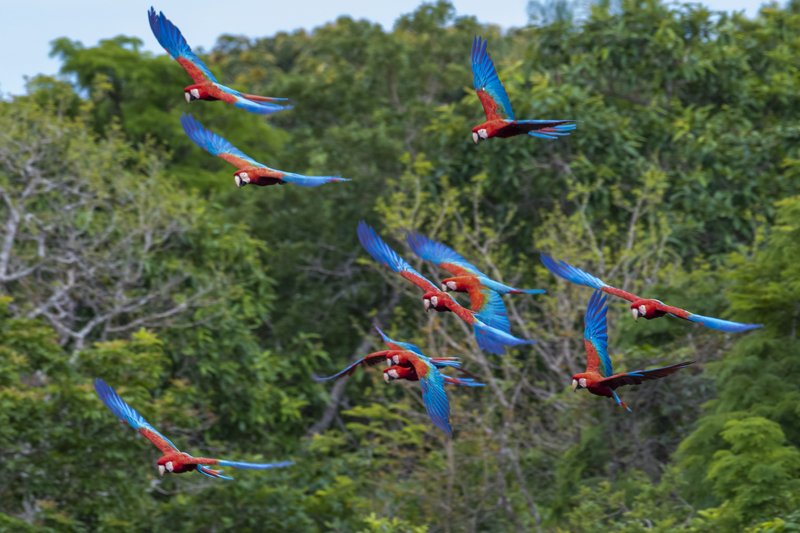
[473,319,534,355]
[431,357,462,369]
[611,390,632,412]
[444,376,485,387]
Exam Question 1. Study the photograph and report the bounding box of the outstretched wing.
[280,172,350,188]
[312,351,392,382]
[357,221,439,293]
[94,378,179,454]
[148,8,217,84]
[598,361,694,389]
[406,232,485,277]
[474,286,511,333]
[409,357,452,436]
[584,291,612,377]
[656,303,763,333]
[540,254,638,302]
[374,325,424,355]
[472,36,514,121]
[180,114,263,169]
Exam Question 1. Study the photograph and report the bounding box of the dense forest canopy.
[1,0,799,531]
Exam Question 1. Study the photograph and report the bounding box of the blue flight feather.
[584,291,613,378]
[473,319,534,355]
[406,232,484,277]
[475,287,511,333]
[685,313,763,333]
[280,172,350,188]
[471,36,515,120]
[419,368,452,436]
[540,254,607,290]
[148,8,217,83]
[180,114,262,167]
[374,325,424,355]
[357,221,437,288]
[93,378,179,451]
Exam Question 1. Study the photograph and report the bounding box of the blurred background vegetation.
[1,0,799,531]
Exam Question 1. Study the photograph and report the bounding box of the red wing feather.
[598,361,694,389]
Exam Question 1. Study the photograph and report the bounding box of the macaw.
[406,232,545,331]
[148,7,290,115]
[94,378,293,480]
[471,36,576,143]
[357,221,534,355]
[541,254,762,333]
[181,114,349,188]
[313,327,484,435]
[571,291,694,411]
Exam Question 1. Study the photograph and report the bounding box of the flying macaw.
[148,7,290,115]
[541,254,762,333]
[313,327,484,435]
[406,232,545,331]
[94,378,293,480]
[571,291,694,411]
[471,36,576,143]
[357,221,534,355]
[181,114,349,188]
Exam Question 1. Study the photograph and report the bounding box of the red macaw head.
[630,299,661,320]
[440,277,465,292]
[383,365,417,382]
[422,291,450,312]
[156,456,176,476]
[471,126,489,144]
[571,373,589,391]
[233,171,251,188]
[183,84,210,103]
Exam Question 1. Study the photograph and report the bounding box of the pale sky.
[1,0,770,96]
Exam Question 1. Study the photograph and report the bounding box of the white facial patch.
[190,89,200,99]
[638,305,647,316]
[579,378,587,388]
[446,281,457,290]
[478,129,488,139]
[165,461,174,472]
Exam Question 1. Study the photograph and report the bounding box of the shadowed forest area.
[1,0,800,531]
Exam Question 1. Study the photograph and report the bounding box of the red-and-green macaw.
[94,378,292,480]
[571,291,694,411]
[406,231,545,333]
[148,7,290,115]
[181,114,349,188]
[471,36,576,142]
[313,326,484,435]
[357,221,534,355]
[541,254,762,333]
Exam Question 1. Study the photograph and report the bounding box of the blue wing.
[406,232,485,277]
[93,378,179,452]
[357,221,439,293]
[473,319,534,355]
[374,325,424,355]
[280,172,350,188]
[685,314,763,333]
[584,291,613,377]
[540,254,607,290]
[148,8,217,83]
[475,287,511,333]
[180,114,263,168]
[417,366,452,436]
[472,36,515,120]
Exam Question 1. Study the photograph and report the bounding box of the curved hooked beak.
[472,132,479,144]
[441,283,449,292]
[631,308,639,320]
[158,465,166,476]
[571,379,578,392]
[184,92,191,103]
[382,372,390,383]
[423,299,431,312]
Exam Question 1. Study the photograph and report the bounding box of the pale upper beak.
[571,379,578,392]
[441,283,449,291]
[472,132,479,144]
[423,299,431,311]
[158,465,166,476]
[631,308,639,320]
[383,372,389,382]
[184,92,191,103]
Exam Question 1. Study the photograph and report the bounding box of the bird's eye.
[478,129,488,139]
[190,89,200,99]
[638,305,647,315]
[579,378,587,388]
[166,461,174,472]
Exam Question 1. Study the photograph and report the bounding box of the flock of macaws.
[91,8,763,481]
